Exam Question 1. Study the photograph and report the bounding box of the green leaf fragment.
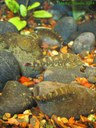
[20,4,27,17]
[27,2,40,11]
[8,17,27,31]
[88,114,96,122]
[5,0,20,13]
[33,10,52,18]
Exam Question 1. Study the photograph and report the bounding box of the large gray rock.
[48,4,72,20]
[0,50,21,90]
[0,21,18,34]
[78,20,96,36]
[54,16,77,43]
[0,81,34,116]
[84,66,96,84]
[69,20,96,42]
[71,32,96,54]
[33,81,96,119]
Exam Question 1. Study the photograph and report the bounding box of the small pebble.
[3,113,11,120]
[51,50,58,56]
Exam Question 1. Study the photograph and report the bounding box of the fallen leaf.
[68,117,75,124]
[20,122,27,128]
[19,76,31,83]
[32,116,40,128]
[7,118,19,125]
[60,46,68,54]
[76,77,92,88]
[22,81,35,87]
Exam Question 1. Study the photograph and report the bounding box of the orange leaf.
[18,114,25,119]
[76,77,92,88]
[60,46,68,54]
[34,120,40,128]
[61,117,68,123]
[32,116,40,128]
[23,81,35,87]
[83,83,92,88]
[84,58,93,65]
[7,118,19,125]
[68,117,75,124]
[20,122,27,128]
[19,76,31,83]
[76,77,87,84]
[80,115,90,122]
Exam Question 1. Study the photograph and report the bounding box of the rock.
[54,17,77,43]
[0,21,18,34]
[48,9,63,21]
[68,31,82,41]
[0,50,20,89]
[84,67,96,83]
[0,82,4,91]
[71,32,96,54]
[69,19,96,42]
[44,66,84,83]
[50,4,72,16]
[33,81,96,119]
[78,20,96,36]
[48,4,72,20]
[0,81,34,116]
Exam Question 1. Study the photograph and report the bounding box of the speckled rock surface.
[0,81,34,116]
[0,33,43,77]
[0,21,18,34]
[54,17,77,43]
[33,81,96,119]
[71,32,96,53]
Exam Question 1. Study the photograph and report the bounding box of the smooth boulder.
[0,21,18,34]
[54,16,77,43]
[71,32,96,53]
[0,50,21,90]
[0,81,35,116]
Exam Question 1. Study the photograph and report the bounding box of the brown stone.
[33,81,96,119]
